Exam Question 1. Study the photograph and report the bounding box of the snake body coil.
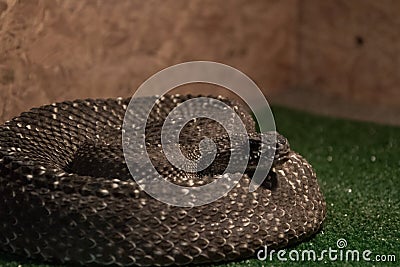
[0,95,326,266]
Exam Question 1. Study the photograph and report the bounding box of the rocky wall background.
[0,0,399,124]
[0,0,296,122]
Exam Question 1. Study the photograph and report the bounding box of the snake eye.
[276,134,289,150]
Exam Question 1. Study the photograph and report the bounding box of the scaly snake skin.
[0,95,326,266]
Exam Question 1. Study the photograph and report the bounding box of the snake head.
[198,131,290,178]
[243,131,290,191]
[273,131,291,161]
[247,131,290,170]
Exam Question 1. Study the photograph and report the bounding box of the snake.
[0,94,326,266]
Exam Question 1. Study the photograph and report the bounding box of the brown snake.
[0,94,326,266]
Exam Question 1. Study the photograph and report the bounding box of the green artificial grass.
[1,106,399,267]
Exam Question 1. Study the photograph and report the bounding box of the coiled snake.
[0,95,326,266]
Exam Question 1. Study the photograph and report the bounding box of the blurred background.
[0,0,399,125]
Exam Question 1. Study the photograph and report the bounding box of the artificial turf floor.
[1,106,399,266]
